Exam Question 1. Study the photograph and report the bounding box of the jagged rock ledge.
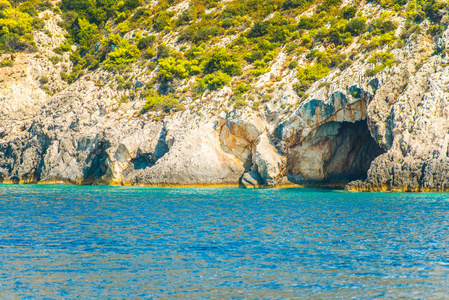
[0,70,385,188]
[3,11,449,191]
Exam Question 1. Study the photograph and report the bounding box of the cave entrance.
[287,120,385,186]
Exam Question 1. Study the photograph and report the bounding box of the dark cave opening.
[287,120,385,186]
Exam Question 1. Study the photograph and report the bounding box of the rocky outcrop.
[0,10,70,141]
[0,63,387,187]
[122,119,245,186]
[347,54,449,191]
[3,9,449,191]
[0,41,428,188]
[346,32,449,192]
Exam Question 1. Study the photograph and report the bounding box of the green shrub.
[39,76,49,85]
[137,35,155,50]
[401,23,421,40]
[116,75,125,84]
[152,12,172,31]
[221,18,233,29]
[157,57,189,81]
[262,93,272,102]
[117,21,130,34]
[298,13,326,30]
[235,82,250,93]
[428,24,444,36]
[338,59,352,71]
[156,44,170,59]
[0,59,13,67]
[422,0,447,23]
[0,1,37,52]
[314,27,329,43]
[203,71,232,90]
[49,56,62,65]
[234,97,246,109]
[103,43,140,70]
[369,17,397,36]
[296,62,330,92]
[288,60,298,69]
[285,42,299,53]
[368,52,395,66]
[250,66,268,77]
[406,0,446,22]
[75,18,101,52]
[204,48,242,76]
[142,92,183,113]
[263,51,276,62]
[60,71,68,81]
[245,50,264,63]
[0,5,33,36]
[367,32,395,49]
[143,47,156,58]
[248,21,270,37]
[346,17,367,36]
[195,71,231,92]
[194,26,219,43]
[318,0,342,12]
[253,60,266,69]
[282,0,310,10]
[341,5,356,19]
[328,19,351,45]
[124,80,133,89]
[54,41,71,54]
[365,52,395,76]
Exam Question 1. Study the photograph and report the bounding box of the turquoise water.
[0,185,448,298]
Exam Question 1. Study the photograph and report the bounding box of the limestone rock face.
[122,121,245,186]
[287,121,384,185]
[346,30,449,191]
[240,171,263,188]
[0,46,423,188]
[253,133,286,186]
[0,77,247,185]
[0,10,70,142]
[3,11,449,190]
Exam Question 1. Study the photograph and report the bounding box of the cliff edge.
[1,0,449,191]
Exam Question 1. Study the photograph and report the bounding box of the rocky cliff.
[1,1,449,191]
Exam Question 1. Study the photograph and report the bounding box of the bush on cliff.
[365,52,395,76]
[103,43,140,71]
[295,62,330,94]
[194,71,232,92]
[0,0,39,52]
[142,92,183,113]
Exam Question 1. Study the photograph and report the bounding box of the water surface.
[0,185,448,298]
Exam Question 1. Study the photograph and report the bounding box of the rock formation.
[2,4,449,191]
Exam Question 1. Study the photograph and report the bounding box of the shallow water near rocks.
[0,185,448,298]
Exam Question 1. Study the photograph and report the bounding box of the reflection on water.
[0,185,448,298]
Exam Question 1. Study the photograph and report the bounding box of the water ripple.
[0,185,448,298]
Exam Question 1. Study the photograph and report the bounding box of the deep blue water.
[0,185,449,298]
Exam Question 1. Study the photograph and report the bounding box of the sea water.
[0,185,448,298]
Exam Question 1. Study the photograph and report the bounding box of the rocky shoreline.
[3,8,449,192]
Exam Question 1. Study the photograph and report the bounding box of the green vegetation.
[142,92,184,113]
[295,63,330,97]
[2,0,445,116]
[39,76,49,84]
[365,52,395,76]
[50,0,442,98]
[0,58,13,67]
[103,42,140,71]
[195,71,232,92]
[0,0,51,52]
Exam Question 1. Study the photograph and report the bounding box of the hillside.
[1,0,449,190]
